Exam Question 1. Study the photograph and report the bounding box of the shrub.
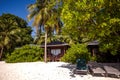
[6,45,44,63]
[90,56,97,61]
[61,43,90,64]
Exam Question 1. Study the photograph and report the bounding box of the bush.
[90,56,97,61]
[6,45,44,63]
[61,43,90,64]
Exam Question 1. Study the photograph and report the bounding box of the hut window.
[51,49,61,56]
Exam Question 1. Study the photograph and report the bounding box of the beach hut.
[41,41,69,61]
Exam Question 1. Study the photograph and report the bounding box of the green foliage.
[61,43,90,64]
[61,0,103,43]
[27,0,62,41]
[90,56,97,61]
[61,0,120,55]
[6,45,44,63]
[0,13,33,59]
[27,0,63,62]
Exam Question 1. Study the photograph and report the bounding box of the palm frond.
[27,10,39,21]
[27,4,37,12]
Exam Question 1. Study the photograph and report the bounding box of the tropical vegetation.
[61,0,120,55]
[27,0,63,62]
[1,0,120,63]
[6,45,43,63]
[61,43,90,64]
[0,14,33,60]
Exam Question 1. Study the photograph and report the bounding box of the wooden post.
[44,31,47,63]
[0,47,3,60]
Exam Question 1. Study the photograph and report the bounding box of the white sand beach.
[0,61,119,80]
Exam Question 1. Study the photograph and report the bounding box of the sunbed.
[103,66,120,78]
[88,61,106,77]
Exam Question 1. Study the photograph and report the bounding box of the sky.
[0,0,36,37]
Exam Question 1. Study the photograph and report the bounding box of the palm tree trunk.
[0,47,3,60]
[44,31,47,63]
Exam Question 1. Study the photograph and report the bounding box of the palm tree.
[27,0,62,62]
[0,16,21,59]
[0,13,32,60]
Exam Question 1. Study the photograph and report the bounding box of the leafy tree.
[61,0,120,55]
[61,0,104,42]
[0,13,33,60]
[96,0,120,55]
[27,0,62,62]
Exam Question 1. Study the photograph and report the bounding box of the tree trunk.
[44,31,47,63]
[0,47,3,60]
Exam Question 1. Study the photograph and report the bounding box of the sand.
[0,61,119,80]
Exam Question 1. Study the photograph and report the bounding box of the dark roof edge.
[40,43,69,47]
[88,40,99,45]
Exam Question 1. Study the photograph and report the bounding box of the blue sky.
[0,0,36,37]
